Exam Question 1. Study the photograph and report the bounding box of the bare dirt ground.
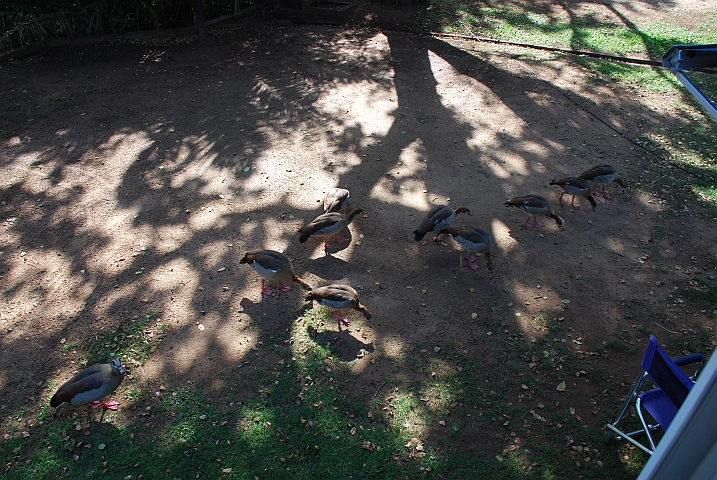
[1,0,716,472]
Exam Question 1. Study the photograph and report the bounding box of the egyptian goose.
[324,187,350,214]
[505,195,563,230]
[305,284,373,330]
[578,164,626,199]
[50,358,125,410]
[439,225,494,277]
[240,250,310,295]
[299,208,363,252]
[413,205,471,242]
[550,177,597,211]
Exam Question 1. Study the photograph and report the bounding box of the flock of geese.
[49,164,625,412]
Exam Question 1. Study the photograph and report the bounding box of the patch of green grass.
[86,311,163,365]
[3,305,653,480]
[606,339,629,351]
[635,325,651,336]
[673,277,717,312]
[662,327,713,360]
[692,180,717,218]
[59,340,81,354]
[419,1,717,58]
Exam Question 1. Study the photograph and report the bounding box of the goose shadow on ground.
[307,325,374,362]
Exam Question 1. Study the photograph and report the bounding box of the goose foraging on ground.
[505,195,563,230]
[323,187,350,214]
[550,177,597,211]
[439,225,494,277]
[240,250,310,295]
[578,164,626,199]
[412,205,471,242]
[305,284,373,330]
[50,358,125,410]
[299,208,363,253]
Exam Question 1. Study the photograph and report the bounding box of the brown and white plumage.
[439,225,494,278]
[240,250,310,295]
[324,188,350,214]
[578,164,626,199]
[50,358,125,410]
[299,208,363,252]
[412,205,471,242]
[505,195,563,230]
[305,284,373,329]
[550,177,597,211]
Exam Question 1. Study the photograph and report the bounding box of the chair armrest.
[674,353,705,380]
[674,353,704,366]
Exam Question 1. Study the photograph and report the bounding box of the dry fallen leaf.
[557,381,567,392]
[361,441,376,451]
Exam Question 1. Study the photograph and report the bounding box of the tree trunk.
[194,0,206,40]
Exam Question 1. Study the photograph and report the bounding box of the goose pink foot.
[332,311,350,329]
[278,280,292,292]
[465,253,479,270]
[89,400,119,410]
[261,279,273,295]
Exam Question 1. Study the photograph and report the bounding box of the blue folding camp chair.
[604,335,704,455]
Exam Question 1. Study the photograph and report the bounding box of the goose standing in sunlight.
[439,225,494,278]
[305,284,373,330]
[550,177,597,211]
[50,358,125,411]
[412,205,471,242]
[240,250,311,295]
[299,208,363,254]
[323,187,350,215]
[505,195,563,230]
[578,164,626,199]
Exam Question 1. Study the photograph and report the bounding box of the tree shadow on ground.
[1,19,713,479]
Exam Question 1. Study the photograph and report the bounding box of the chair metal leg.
[606,424,655,455]
[636,397,658,452]
[604,370,648,444]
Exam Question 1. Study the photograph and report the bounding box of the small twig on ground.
[502,339,514,346]
[374,381,386,398]
[655,322,680,334]
[237,361,251,369]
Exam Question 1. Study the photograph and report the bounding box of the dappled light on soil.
[1,7,716,478]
